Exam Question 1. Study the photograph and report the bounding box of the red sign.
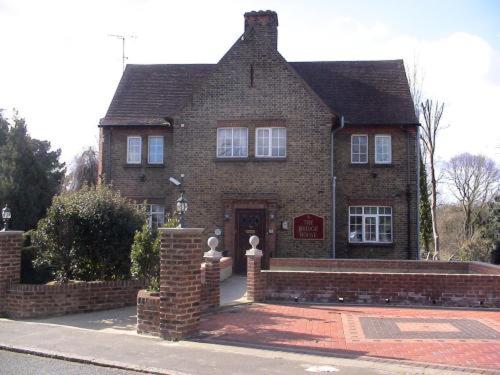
[293,214,324,240]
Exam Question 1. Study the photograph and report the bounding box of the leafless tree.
[405,58,424,120]
[66,147,99,191]
[420,99,445,259]
[445,153,499,238]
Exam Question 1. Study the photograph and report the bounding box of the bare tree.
[405,58,424,120]
[445,153,499,238]
[66,147,99,191]
[420,99,445,259]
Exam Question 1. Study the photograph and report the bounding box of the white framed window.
[351,134,368,163]
[349,206,392,243]
[375,135,392,164]
[127,136,141,164]
[148,136,164,164]
[217,127,248,158]
[147,204,165,228]
[255,127,286,157]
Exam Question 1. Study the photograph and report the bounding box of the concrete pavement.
[0,350,142,375]
[0,312,483,375]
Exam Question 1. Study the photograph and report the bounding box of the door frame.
[222,195,278,273]
[235,209,266,274]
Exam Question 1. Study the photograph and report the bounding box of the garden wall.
[5,279,145,319]
[260,258,500,308]
[137,290,160,336]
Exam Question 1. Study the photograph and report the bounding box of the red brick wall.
[5,280,144,319]
[270,258,472,273]
[0,231,22,316]
[468,262,500,275]
[137,290,160,336]
[159,228,203,340]
[262,259,500,308]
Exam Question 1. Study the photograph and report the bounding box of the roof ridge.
[290,59,404,64]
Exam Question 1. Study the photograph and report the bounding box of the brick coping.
[262,269,499,276]
[8,279,144,291]
[158,227,204,234]
[0,231,24,236]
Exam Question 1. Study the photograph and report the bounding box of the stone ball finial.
[207,236,219,251]
[249,235,259,249]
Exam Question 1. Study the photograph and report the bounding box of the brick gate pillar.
[0,231,23,316]
[159,227,204,340]
[203,237,222,309]
[246,235,265,302]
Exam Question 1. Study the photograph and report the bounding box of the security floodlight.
[169,177,181,186]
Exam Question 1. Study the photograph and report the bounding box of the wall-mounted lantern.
[176,191,188,228]
[1,205,11,231]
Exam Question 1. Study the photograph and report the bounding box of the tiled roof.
[290,60,417,124]
[102,64,215,125]
[101,60,417,126]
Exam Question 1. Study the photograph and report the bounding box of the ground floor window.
[349,206,392,243]
[147,204,165,228]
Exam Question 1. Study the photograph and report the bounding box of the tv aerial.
[108,34,137,72]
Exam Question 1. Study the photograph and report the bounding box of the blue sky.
[0,0,499,166]
[325,0,500,48]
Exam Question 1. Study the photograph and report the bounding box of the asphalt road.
[0,350,144,375]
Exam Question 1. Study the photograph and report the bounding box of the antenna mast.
[108,34,136,72]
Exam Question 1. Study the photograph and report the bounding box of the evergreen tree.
[0,111,65,230]
[419,154,433,256]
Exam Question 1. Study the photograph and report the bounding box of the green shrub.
[457,232,494,263]
[32,185,145,282]
[131,224,160,289]
[130,214,180,292]
[20,230,52,284]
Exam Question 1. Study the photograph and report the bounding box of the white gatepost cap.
[245,235,263,257]
[204,236,222,259]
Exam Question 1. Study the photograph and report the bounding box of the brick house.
[99,10,419,271]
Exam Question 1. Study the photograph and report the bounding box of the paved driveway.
[200,303,500,372]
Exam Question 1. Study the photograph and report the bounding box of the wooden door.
[235,209,266,274]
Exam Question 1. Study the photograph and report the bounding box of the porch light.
[1,205,11,231]
[176,191,188,228]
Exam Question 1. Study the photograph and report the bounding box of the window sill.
[146,164,165,168]
[214,157,287,163]
[349,163,393,168]
[123,164,142,168]
[348,242,394,248]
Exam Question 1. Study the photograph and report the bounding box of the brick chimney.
[244,10,279,49]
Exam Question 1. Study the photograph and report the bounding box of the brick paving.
[200,303,500,371]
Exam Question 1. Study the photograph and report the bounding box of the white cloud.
[0,0,498,166]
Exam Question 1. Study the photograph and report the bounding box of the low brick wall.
[137,290,160,336]
[200,257,232,282]
[270,258,472,273]
[220,257,233,281]
[261,258,500,308]
[5,280,145,319]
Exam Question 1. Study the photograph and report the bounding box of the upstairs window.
[375,135,392,164]
[147,204,165,228]
[127,136,141,164]
[217,128,248,157]
[148,136,164,164]
[351,135,368,163]
[255,127,286,157]
[349,206,392,243]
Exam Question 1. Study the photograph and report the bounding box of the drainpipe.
[415,125,421,260]
[405,127,412,260]
[331,116,345,259]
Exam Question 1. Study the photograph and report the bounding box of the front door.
[235,209,266,274]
